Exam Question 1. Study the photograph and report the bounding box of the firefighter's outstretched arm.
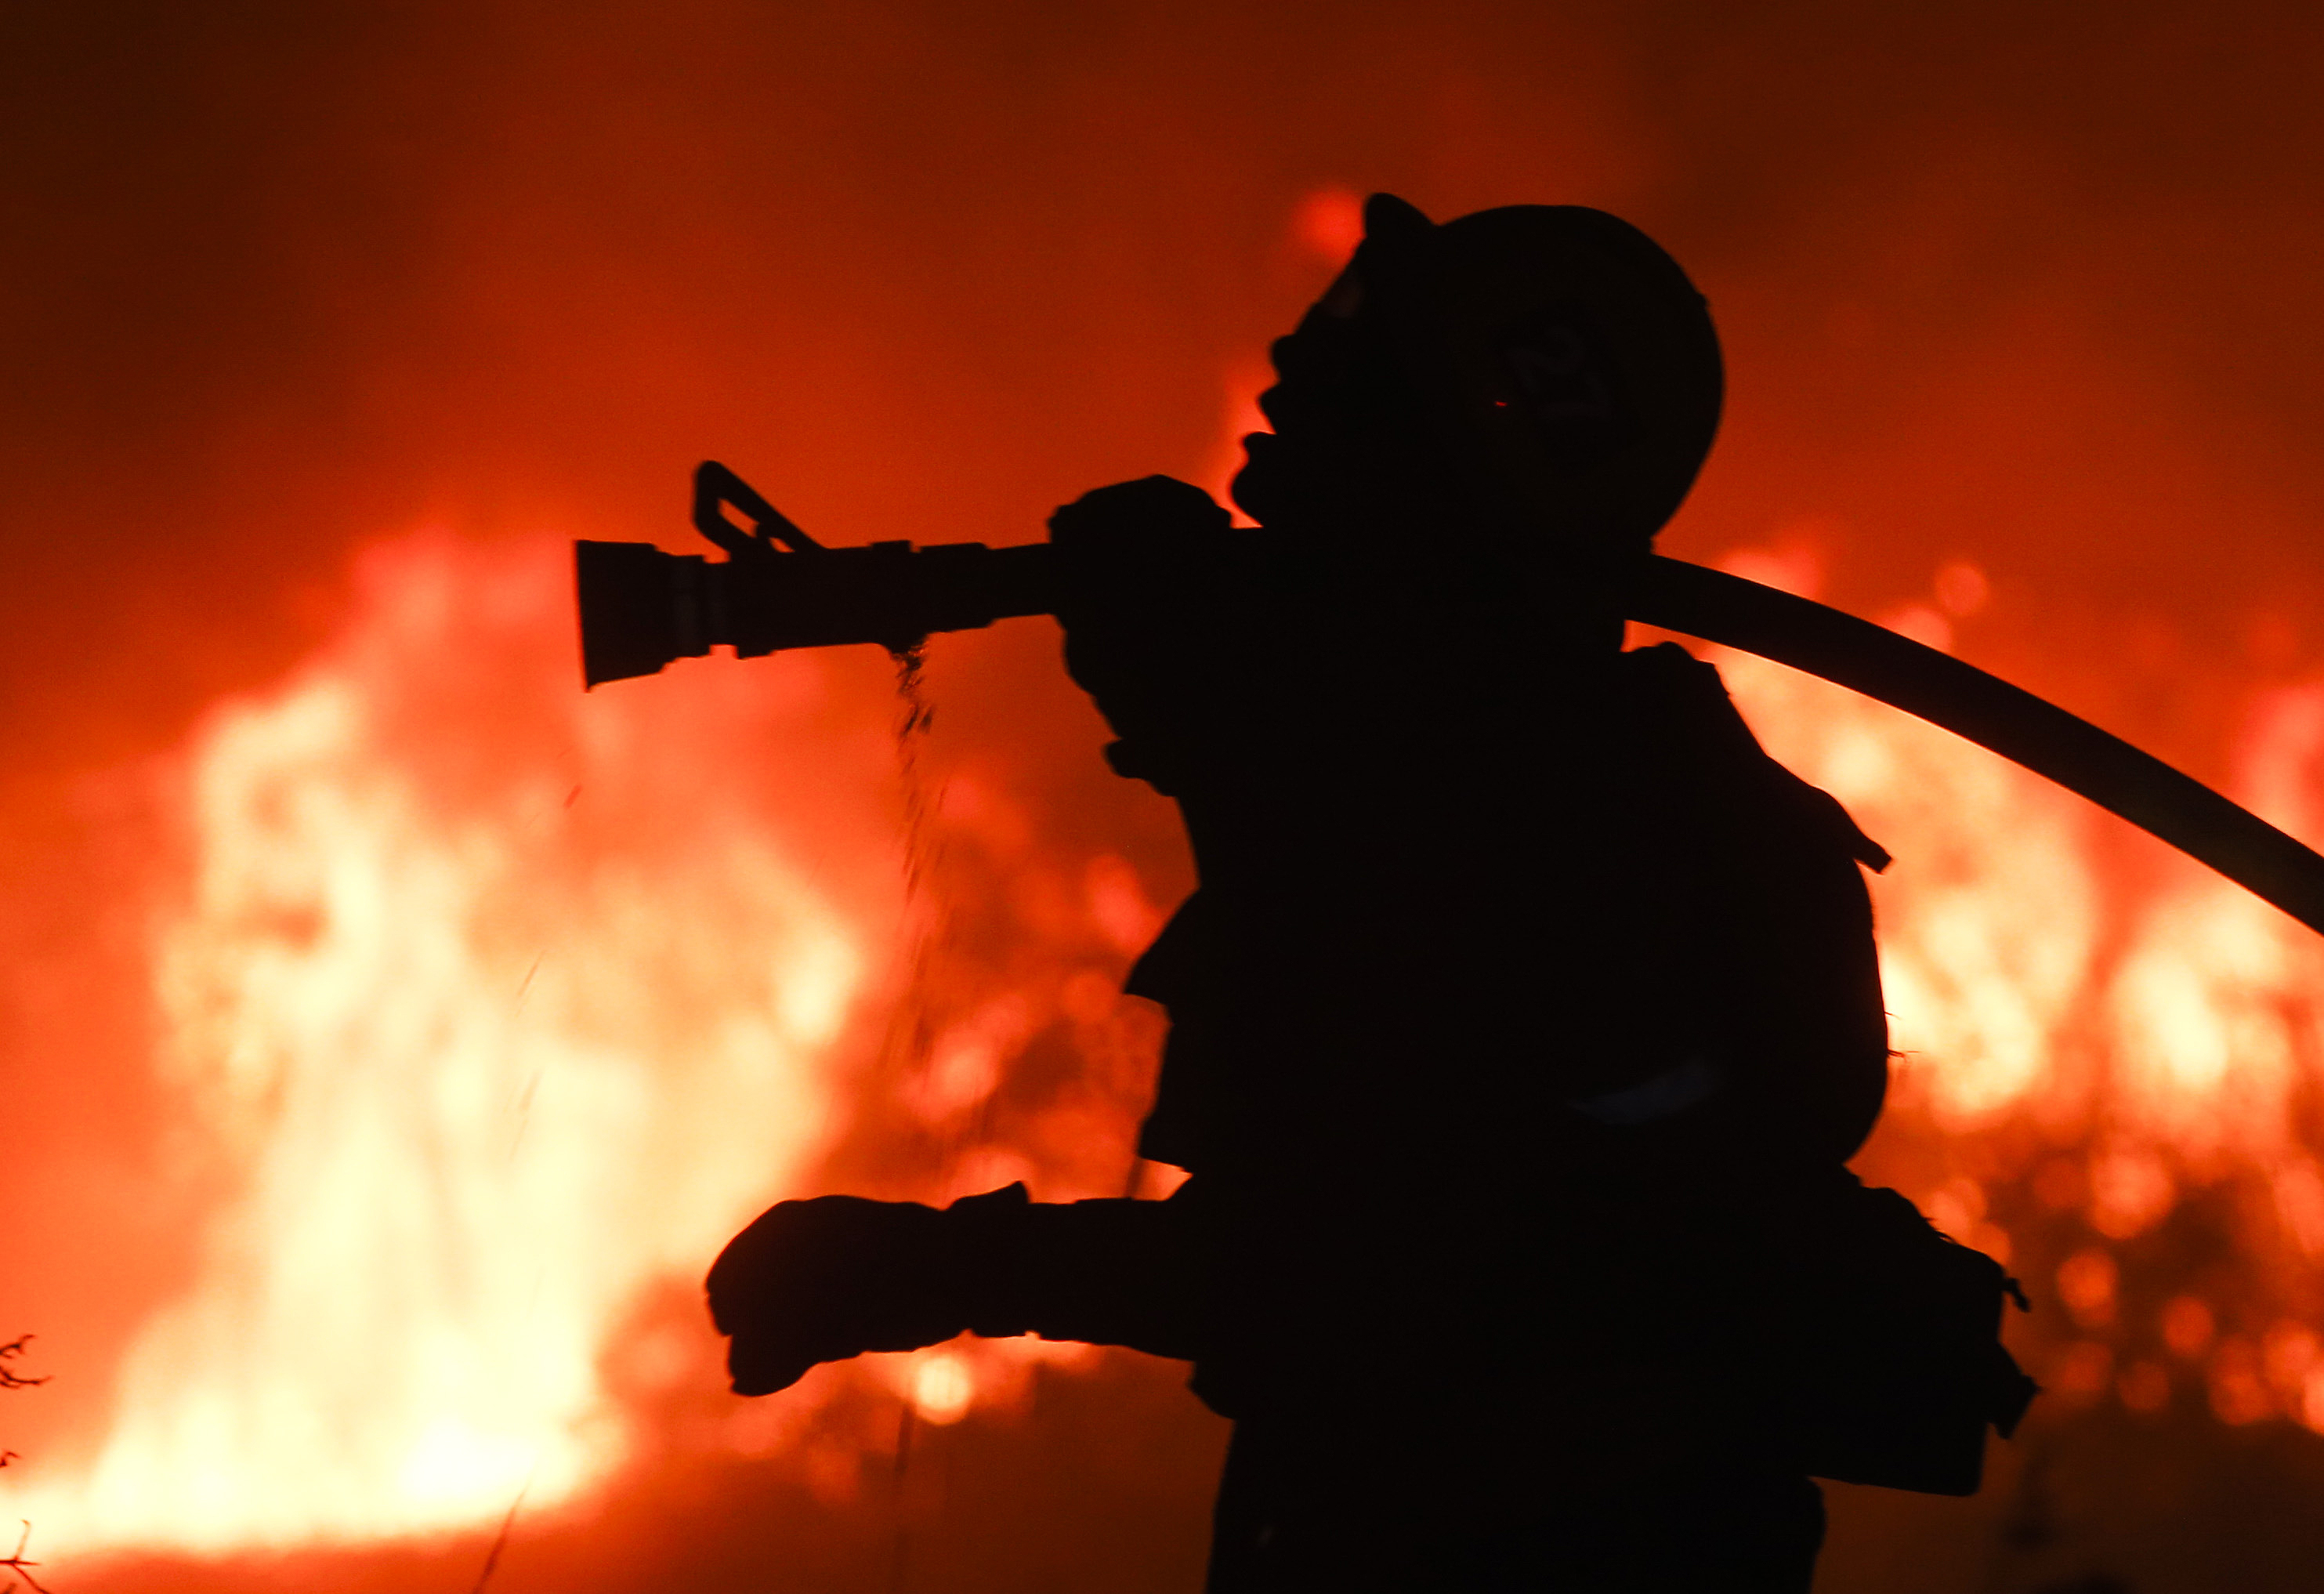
[705,1181,1205,1395]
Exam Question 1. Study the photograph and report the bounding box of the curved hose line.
[1628,556,2324,939]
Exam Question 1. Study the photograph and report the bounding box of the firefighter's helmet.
[1312,194,1724,573]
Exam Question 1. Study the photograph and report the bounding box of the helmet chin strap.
[1629,554,2324,939]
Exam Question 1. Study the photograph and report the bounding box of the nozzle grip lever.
[693,459,823,556]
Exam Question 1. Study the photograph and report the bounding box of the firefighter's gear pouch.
[1789,1176,2037,1495]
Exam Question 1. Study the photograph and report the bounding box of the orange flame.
[1700,545,2324,1435]
[16,194,2324,1574]
[18,531,902,1552]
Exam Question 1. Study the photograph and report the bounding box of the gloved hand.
[1048,473,1230,557]
[1048,476,1238,794]
[704,1184,1030,1396]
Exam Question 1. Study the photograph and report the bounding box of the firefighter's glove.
[1048,475,1230,588]
[705,1184,1030,1397]
[1048,476,1234,791]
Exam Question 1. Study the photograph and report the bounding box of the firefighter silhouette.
[706,196,2033,1593]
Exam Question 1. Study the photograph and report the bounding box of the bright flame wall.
[14,534,915,1551]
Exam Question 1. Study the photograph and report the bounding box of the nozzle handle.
[577,462,1059,688]
[693,460,822,556]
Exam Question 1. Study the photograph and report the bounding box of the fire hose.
[576,460,2324,940]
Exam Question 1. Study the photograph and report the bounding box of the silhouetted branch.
[0,1339,45,1393]
[468,1480,530,1593]
[2,1338,50,1592]
[0,1520,48,1594]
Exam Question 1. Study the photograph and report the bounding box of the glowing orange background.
[6,5,2324,1591]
